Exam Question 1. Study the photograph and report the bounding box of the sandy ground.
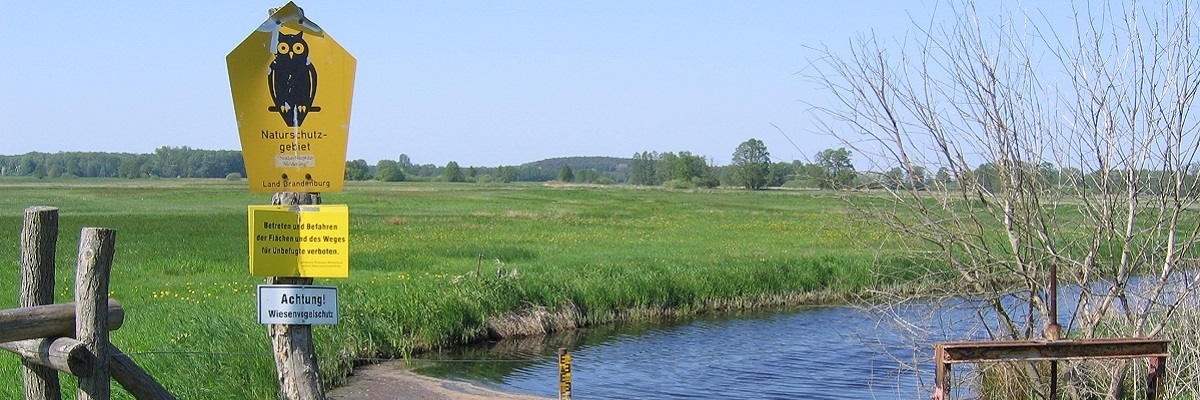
[327,363,551,400]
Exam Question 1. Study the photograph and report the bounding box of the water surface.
[411,275,1184,398]
[413,306,971,399]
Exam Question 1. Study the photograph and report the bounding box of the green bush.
[375,166,405,182]
[662,179,694,189]
[225,172,242,181]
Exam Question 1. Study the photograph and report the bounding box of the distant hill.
[520,156,632,173]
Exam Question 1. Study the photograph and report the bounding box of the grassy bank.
[0,179,919,398]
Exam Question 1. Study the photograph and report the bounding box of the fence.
[932,338,1170,399]
[2,206,175,400]
[932,263,1171,399]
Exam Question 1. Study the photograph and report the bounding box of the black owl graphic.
[267,31,320,127]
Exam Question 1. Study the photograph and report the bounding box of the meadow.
[0,179,918,398]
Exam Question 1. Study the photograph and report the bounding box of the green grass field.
[0,179,915,398]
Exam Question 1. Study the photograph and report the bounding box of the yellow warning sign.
[228,2,356,193]
[249,205,349,278]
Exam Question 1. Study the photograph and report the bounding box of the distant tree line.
[627,140,859,190]
[0,147,245,179]
[8,145,1189,196]
[343,155,629,184]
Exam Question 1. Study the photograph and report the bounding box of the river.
[411,303,990,399]
[402,274,1192,399]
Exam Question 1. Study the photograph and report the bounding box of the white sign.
[276,154,317,168]
[257,285,339,325]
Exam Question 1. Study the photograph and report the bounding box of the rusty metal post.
[1049,361,1058,399]
[1047,263,1060,339]
[1048,262,1059,399]
[1147,356,1166,400]
[933,345,949,400]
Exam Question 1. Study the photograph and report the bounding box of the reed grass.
[0,179,920,398]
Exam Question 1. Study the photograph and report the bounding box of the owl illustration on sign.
[267,31,321,127]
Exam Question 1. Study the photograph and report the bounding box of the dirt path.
[327,363,551,400]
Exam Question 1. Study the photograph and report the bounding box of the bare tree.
[806,1,1200,397]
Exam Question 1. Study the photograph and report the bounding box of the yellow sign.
[249,205,349,278]
[227,2,356,193]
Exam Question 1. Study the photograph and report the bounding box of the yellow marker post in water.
[558,348,572,400]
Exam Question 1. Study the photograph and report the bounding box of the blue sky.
[0,1,1071,167]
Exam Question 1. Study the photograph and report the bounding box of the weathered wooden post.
[7,209,177,400]
[107,344,177,400]
[75,227,117,400]
[267,192,325,400]
[19,206,61,400]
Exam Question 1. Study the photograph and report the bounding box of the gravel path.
[327,363,551,400]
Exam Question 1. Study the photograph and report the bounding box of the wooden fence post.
[268,192,325,400]
[8,210,176,400]
[19,206,61,400]
[75,228,117,400]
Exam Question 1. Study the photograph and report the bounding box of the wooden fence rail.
[0,300,125,344]
[3,206,176,400]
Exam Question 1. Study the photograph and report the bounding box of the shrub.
[375,166,405,182]
[662,179,694,190]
